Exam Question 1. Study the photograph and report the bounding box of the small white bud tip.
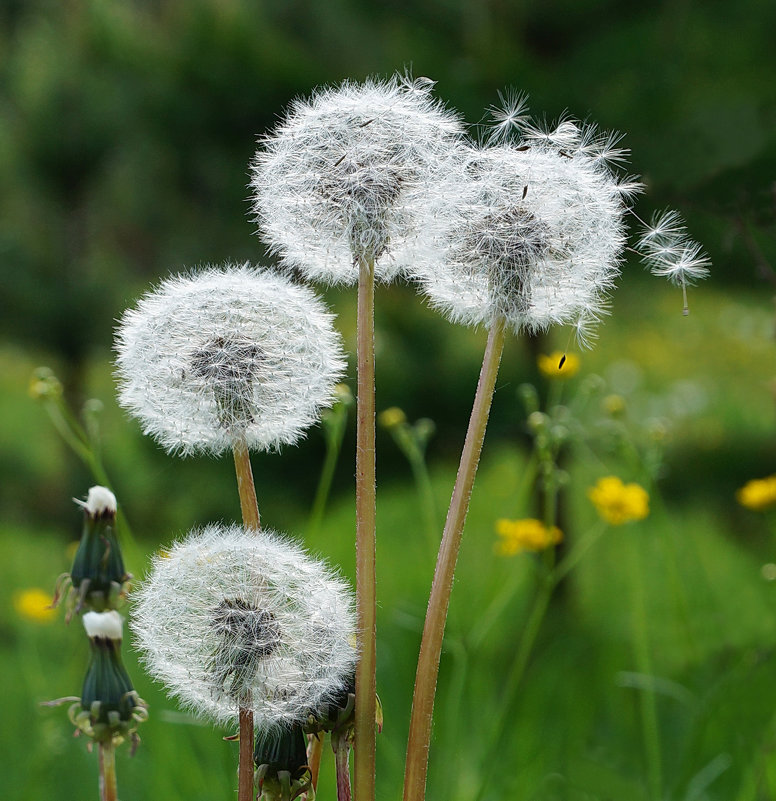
[82,610,123,640]
[73,486,117,516]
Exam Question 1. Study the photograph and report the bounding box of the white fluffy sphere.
[251,74,463,284]
[115,264,346,456]
[131,524,356,729]
[414,131,630,344]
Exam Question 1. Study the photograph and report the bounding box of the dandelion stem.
[307,733,324,792]
[233,440,261,801]
[354,254,377,801]
[334,732,353,801]
[98,740,118,801]
[403,315,506,801]
[233,439,261,532]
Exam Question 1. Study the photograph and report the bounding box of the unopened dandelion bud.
[73,611,147,746]
[29,366,63,400]
[54,487,130,619]
[254,724,311,801]
[378,407,407,429]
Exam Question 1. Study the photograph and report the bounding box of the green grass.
[3,281,776,799]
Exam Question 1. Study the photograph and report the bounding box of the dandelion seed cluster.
[131,524,357,729]
[415,119,634,343]
[251,74,464,284]
[115,264,345,456]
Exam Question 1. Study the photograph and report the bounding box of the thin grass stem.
[402,315,506,801]
[627,530,663,799]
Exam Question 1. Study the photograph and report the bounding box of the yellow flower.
[588,476,649,525]
[378,406,407,429]
[537,351,580,379]
[737,475,776,511]
[603,394,626,415]
[13,588,58,623]
[494,518,563,556]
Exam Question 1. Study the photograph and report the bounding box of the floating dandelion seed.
[114,264,345,457]
[637,209,710,315]
[131,524,357,729]
[250,73,464,284]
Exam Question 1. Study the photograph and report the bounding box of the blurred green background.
[2,1,776,799]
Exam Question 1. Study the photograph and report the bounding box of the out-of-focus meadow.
[2,1,776,800]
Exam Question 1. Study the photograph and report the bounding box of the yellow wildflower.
[537,351,580,379]
[378,406,407,429]
[603,394,626,415]
[13,588,58,623]
[737,475,776,511]
[588,476,649,525]
[495,518,563,556]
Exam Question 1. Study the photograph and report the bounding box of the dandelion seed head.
[414,130,629,342]
[115,264,346,457]
[251,73,464,284]
[131,524,357,730]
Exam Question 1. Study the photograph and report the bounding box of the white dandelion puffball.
[115,264,346,456]
[251,73,464,284]
[414,123,631,344]
[131,524,356,728]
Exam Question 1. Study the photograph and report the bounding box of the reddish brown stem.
[402,317,506,801]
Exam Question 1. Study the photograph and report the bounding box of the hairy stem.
[234,439,261,532]
[354,255,377,801]
[307,733,324,792]
[233,439,261,801]
[403,316,506,801]
[98,741,117,801]
[334,734,353,801]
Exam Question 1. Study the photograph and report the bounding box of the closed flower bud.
[53,486,130,620]
[60,611,147,747]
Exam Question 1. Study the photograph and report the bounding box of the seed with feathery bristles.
[250,72,464,284]
[114,264,345,457]
[130,524,357,730]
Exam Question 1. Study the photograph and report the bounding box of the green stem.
[233,440,261,801]
[402,316,506,801]
[307,407,347,540]
[407,449,439,554]
[98,740,118,801]
[354,255,377,801]
[628,531,663,799]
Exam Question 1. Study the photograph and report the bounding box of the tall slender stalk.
[354,255,377,801]
[98,741,117,801]
[233,438,261,801]
[403,316,506,801]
